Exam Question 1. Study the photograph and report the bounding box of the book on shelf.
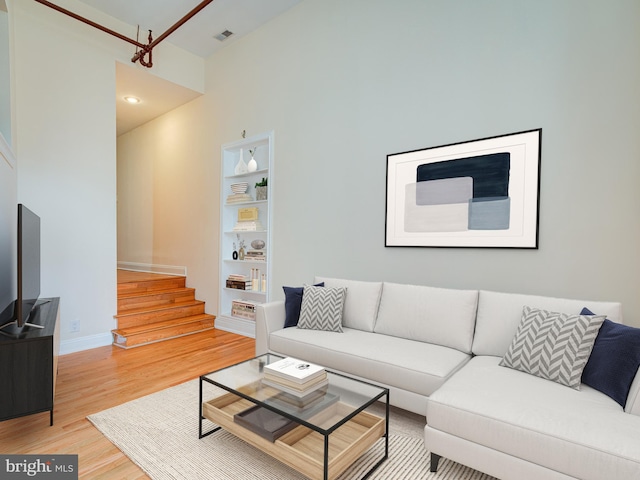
[231,299,258,320]
[226,279,252,290]
[227,274,249,281]
[233,220,265,232]
[244,250,266,261]
[233,405,298,442]
[263,357,326,384]
[262,377,330,399]
[226,193,252,204]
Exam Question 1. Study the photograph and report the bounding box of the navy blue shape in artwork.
[416,153,510,201]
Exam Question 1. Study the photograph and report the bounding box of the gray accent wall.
[202,0,640,324]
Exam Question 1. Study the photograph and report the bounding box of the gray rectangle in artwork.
[415,177,473,206]
[468,197,510,230]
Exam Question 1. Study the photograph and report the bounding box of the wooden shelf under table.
[202,391,386,480]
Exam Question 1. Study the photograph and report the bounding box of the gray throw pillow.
[297,285,347,332]
[500,306,606,389]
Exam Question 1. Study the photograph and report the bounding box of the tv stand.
[0,298,60,425]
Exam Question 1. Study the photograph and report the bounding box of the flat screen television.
[0,204,43,332]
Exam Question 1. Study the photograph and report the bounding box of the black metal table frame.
[199,358,390,480]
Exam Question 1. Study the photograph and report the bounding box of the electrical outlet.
[70,320,80,333]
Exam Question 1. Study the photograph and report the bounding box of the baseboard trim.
[60,332,113,355]
[117,262,187,277]
[214,316,255,338]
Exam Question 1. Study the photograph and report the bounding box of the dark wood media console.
[0,297,60,425]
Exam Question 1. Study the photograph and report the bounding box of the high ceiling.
[70,0,303,135]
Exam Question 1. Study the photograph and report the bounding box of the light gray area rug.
[88,379,495,479]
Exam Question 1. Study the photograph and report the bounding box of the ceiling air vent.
[214,30,234,42]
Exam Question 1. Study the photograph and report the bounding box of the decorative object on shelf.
[247,146,259,172]
[232,241,238,260]
[251,239,265,250]
[236,235,246,260]
[234,207,264,232]
[231,182,248,193]
[234,148,248,175]
[255,177,268,201]
[227,182,252,204]
[251,268,261,291]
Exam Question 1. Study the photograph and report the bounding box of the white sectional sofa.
[255,277,640,480]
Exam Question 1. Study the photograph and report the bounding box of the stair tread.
[112,314,215,336]
[118,287,195,300]
[115,300,205,318]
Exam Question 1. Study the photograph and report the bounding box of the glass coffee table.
[199,354,389,480]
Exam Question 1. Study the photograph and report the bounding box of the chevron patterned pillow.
[500,306,606,389]
[297,285,347,332]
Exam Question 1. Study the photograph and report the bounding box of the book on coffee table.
[263,357,325,383]
[262,377,329,398]
[233,405,298,442]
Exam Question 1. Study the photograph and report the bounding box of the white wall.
[7,0,205,353]
[0,9,11,146]
[0,134,16,312]
[199,0,640,325]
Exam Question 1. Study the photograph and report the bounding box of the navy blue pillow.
[580,307,640,408]
[282,283,324,328]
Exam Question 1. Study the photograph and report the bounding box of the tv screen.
[17,204,40,327]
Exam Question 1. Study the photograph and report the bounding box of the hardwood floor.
[0,329,255,478]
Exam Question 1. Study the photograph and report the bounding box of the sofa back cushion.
[314,277,382,332]
[374,282,478,353]
[472,290,623,357]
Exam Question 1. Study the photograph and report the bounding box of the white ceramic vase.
[247,156,258,172]
[234,148,248,175]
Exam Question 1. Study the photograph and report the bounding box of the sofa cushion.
[282,282,324,328]
[472,290,623,357]
[297,285,346,332]
[580,308,640,408]
[426,356,640,480]
[500,306,605,389]
[314,277,382,332]
[269,326,471,397]
[373,282,478,354]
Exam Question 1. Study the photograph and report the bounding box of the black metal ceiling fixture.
[34,0,215,68]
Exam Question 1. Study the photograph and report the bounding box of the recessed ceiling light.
[124,96,140,104]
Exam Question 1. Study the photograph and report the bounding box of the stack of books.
[244,250,266,261]
[226,274,251,290]
[233,220,265,232]
[262,357,328,398]
[231,299,257,320]
[226,193,252,204]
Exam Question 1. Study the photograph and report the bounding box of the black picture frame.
[385,129,541,248]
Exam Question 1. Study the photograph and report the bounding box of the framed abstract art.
[385,129,541,248]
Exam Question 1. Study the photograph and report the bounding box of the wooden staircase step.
[117,276,186,295]
[118,288,196,312]
[112,314,216,349]
[114,301,206,329]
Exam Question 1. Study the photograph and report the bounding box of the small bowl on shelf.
[230,182,248,194]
